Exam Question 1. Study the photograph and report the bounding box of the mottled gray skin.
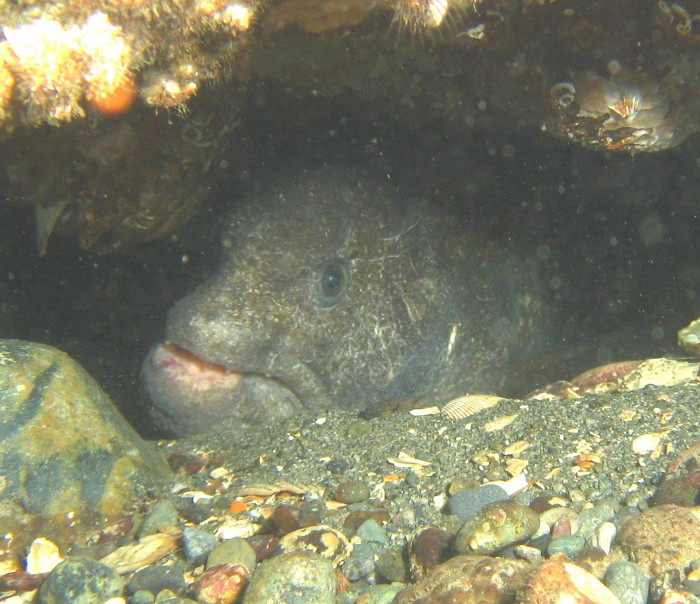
[143,168,547,436]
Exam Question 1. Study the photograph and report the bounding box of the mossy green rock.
[0,339,171,552]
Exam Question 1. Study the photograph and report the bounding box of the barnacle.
[549,67,695,152]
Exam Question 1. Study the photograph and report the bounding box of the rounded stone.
[454,500,540,555]
[520,559,622,604]
[182,527,219,566]
[447,484,510,522]
[342,554,374,582]
[546,535,586,558]
[207,537,257,572]
[126,565,187,597]
[242,550,336,603]
[38,558,125,604]
[192,563,250,604]
[0,340,171,555]
[356,519,387,544]
[617,504,700,575]
[376,548,407,583]
[130,591,156,604]
[603,561,649,604]
[139,500,180,538]
[334,480,371,504]
[393,555,531,603]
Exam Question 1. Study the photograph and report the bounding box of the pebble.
[192,563,250,604]
[334,480,371,504]
[38,558,125,604]
[130,591,156,604]
[521,558,622,604]
[604,561,649,604]
[207,537,257,572]
[139,500,180,537]
[454,500,540,555]
[447,484,510,522]
[375,548,407,583]
[356,584,405,603]
[126,565,187,597]
[547,535,587,557]
[181,527,219,566]
[242,550,336,603]
[649,569,683,603]
[538,506,580,537]
[577,501,618,540]
[342,553,375,582]
[356,519,388,544]
[393,555,531,603]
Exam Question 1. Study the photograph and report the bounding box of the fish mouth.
[142,340,331,435]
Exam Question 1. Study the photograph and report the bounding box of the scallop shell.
[441,394,505,419]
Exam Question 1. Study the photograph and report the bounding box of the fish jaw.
[142,341,312,435]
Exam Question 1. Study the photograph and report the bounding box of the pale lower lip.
[154,340,243,388]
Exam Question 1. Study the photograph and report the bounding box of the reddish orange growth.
[90,76,137,116]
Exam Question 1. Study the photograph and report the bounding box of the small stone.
[207,537,256,572]
[547,535,586,558]
[346,419,371,438]
[394,555,531,603]
[577,501,617,540]
[356,519,387,544]
[447,484,510,522]
[130,591,156,604]
[246,535,279,562]
[659,589,699,603]
[408,527,453,581]
[342,554,375,582]
[538,506,580,538]
[650,569,682,602]
[326,459,349,474]
[272,504,303,533]
[192,563,250,604]
[355,584,405,603]
[126,565,186,597]
[454,500,540,555]
[140,500,180,537]
[376,549,406,583]
[38,558,125,604]
[334,481,371,504]
[343,510,391,534]
[242,550,336,603]
[182,527,219,566]
[603,561,648,604]
[392,509,416,530]
[520,559,622,604]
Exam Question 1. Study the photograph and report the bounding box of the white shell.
[441,394,505,419]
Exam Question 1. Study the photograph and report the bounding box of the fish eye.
[317,259,350,306]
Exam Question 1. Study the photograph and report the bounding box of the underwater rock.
[0,339,170,554]
[143,167,548,435]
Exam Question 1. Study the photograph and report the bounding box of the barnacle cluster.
[0,0,260,130]
[549,67,697,152]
